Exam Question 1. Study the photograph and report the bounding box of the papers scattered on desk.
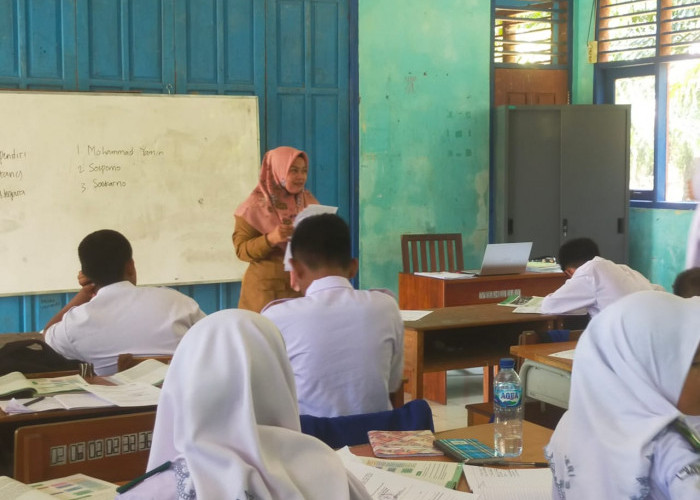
[338,447,461,489]
[511,297,545,314]
[84,382,160,407]
[498,295,534,307]
[461,465,552,500]
[106,358,169,386]
[0,393,114,414]
[345,461,476,499]
[526,262,562,273]
[0,473,117,500]
[400,310,432,322]
[550,349,576,360]
[0,372,88,398]
[414,271,474,280]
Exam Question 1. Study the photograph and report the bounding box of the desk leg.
[423,372,447,405]
[483,364,494,403]
[403,329,424,400]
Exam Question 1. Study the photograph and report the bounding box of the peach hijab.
[235,146,318,235]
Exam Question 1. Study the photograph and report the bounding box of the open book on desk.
[461,465,552,500]
[106,358,169,386]
[0,392,114,414]
[0,372,87,398]
[0,473,117,500]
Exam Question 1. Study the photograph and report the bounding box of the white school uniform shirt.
[262,276,404,418]
[546,291,700,500]
[540,256,664,317]
[119,309,371,500]
[44,281,205,375]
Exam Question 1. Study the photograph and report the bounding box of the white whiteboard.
[0,92,260,296]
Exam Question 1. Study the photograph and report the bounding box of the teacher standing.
[233,146,318,312]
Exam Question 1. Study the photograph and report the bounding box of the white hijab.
[146,309,370,500]
[546,291,700,499]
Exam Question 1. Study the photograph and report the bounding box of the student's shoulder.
[261,297,299,315]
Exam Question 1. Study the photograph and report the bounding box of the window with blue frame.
[494,0,569,66]
[596,0,700,205]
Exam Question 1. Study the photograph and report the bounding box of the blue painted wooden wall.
[0,0,352,332]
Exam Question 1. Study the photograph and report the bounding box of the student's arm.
[540,275,596,315]
[232,215,276,262]
[387,305,405,393]
[43,273,96,332]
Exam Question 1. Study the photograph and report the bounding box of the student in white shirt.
[262,213,404,418]
[117,309,371,500]
[546,291,700,500]
[44,229,205,375]
[540,237,664,317]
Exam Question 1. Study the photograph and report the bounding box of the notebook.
[463,242,533,276]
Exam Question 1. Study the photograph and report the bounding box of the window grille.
[494,1,569,66]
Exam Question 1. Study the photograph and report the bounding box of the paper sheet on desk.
[400,310,432,322]
[337,447,462,489]
[549,349,576,360]
[283,204,338,271]
[345,461,476,499]
[1,393,114,413]
[84,382,160,407]
[414,272,473,280]
[461,465,552,500]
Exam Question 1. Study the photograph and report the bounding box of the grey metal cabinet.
[493,105,630,263]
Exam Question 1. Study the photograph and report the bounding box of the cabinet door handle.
[562,218,568,238]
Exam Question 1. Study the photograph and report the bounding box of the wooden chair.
[401,233,464,273]
[14,411,156,483]
[117,354,173,372]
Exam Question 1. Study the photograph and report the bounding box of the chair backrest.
[401,233,464,273]
[14,411,156,483]
[117,354,173,372]
[300,399,434,449]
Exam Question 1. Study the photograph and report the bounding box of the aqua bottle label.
[494,383,522,407]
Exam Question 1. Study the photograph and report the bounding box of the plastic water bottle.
[493,357,523,457]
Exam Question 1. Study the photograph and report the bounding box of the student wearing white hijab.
[546,291,700,499]
[117,309,371,500]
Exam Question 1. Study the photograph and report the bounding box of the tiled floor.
[418,368,486,432]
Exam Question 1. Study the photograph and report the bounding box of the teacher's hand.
[266,223,293,246]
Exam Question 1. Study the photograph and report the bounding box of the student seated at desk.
[673,267,700,298]
[117,309,370,500]
[546,291,700,500]
[262,213,404,418]
[43,229,206,376]
[541,237,664,317]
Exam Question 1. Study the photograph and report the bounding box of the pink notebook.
[367,430,444,458]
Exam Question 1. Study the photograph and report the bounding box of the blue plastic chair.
[300,399,435,449]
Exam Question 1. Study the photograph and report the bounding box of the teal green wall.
[572,0,594,104]
[357,1,693,295]
[358,1,490,291]
[629,208,692,290]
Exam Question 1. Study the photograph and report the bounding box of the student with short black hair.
[541,237,664,317]
[673,267,700,298]
[262,214,404,418]
[44,229,205,375]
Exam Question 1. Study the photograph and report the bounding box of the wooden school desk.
[403,304,563,404]
[398,271,567,309]
[350,421,553,493]
[510,340,577,409]
[0,375,156,477]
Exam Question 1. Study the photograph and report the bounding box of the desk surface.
[510,340,577,372]
[350,421,553,493]
[404,303,559,332]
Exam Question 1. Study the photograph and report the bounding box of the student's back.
[263,276,403,417]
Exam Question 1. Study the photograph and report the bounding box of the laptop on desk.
[463,242,533,276]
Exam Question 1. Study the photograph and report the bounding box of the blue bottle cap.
[499,358,515,369]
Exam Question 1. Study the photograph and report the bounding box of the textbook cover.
[432,438,497,462]
[367,430,444,458]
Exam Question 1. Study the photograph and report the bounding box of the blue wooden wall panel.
[0,0,350,331]
[311,2,337,88]
[0,1,18,78]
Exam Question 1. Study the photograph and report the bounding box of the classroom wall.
[357,1,491,291]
